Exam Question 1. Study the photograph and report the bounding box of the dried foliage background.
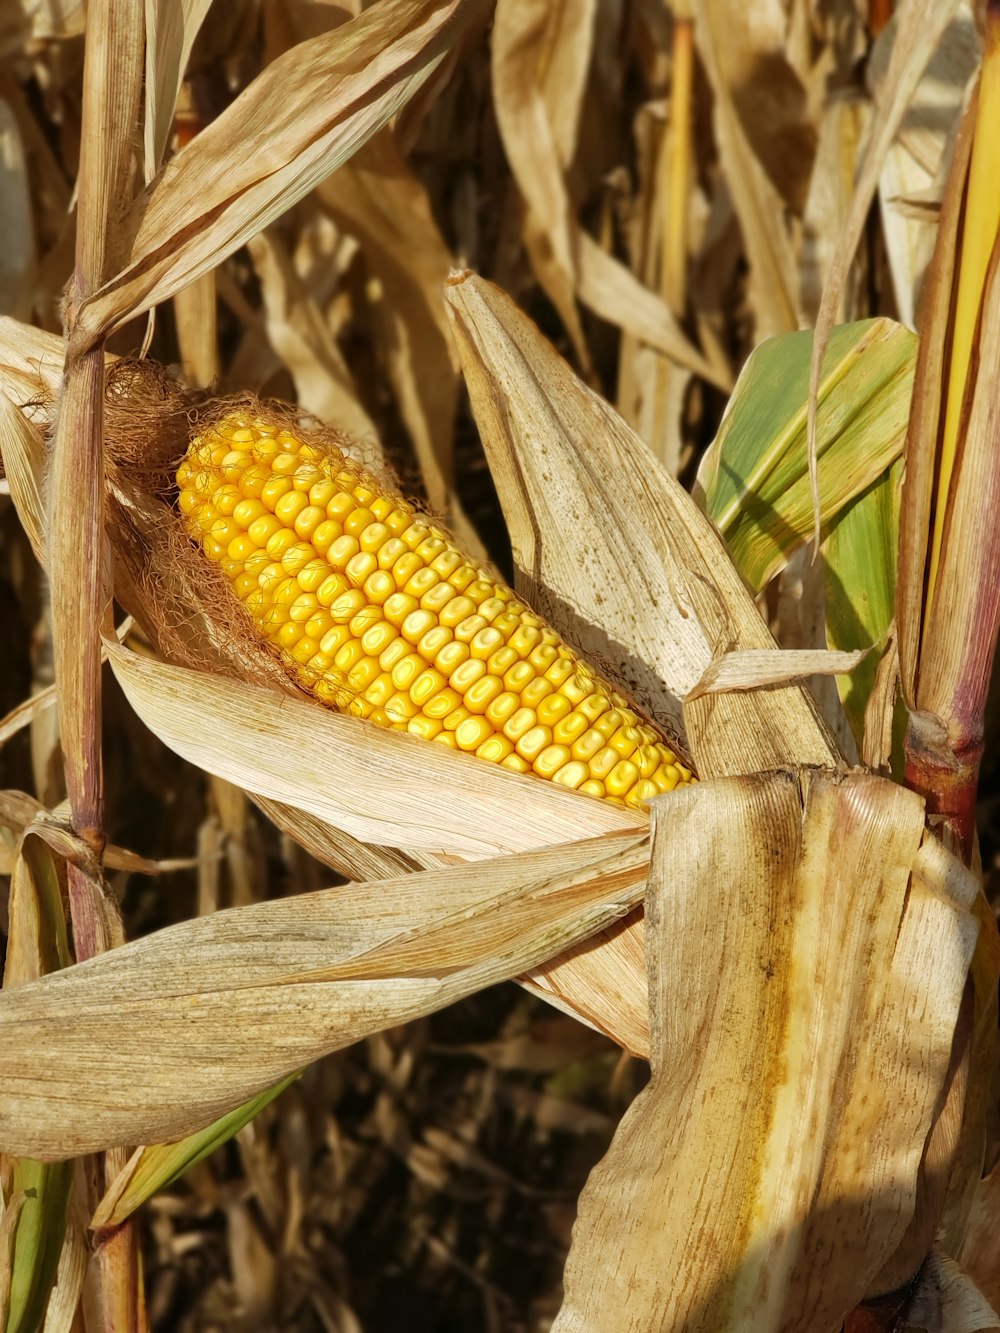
[0,0,992,1330]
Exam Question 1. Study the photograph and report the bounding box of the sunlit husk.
[0,830,649,1158]
[554,769,980,1332]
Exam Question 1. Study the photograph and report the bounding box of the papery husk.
[554,769,980,1333]
[442,271,840,777]
[77,0,490,341]
[0,829,650,1158]
[441,269,845,1050]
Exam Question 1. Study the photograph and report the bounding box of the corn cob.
[176,414,694,809]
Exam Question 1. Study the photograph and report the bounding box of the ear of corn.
[176,414,694,809]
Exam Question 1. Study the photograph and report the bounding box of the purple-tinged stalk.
[46,1,147,1328]
[896,7,1000,863]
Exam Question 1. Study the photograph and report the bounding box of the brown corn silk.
[174,411,694,811]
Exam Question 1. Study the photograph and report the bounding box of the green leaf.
[823,460,905,764]
[4,1160,73,1333]
[697,318,915,592]
[92,1073,300,1230]
[3,836,74,1333]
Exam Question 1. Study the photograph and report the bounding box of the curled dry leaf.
[685,646,866,702]
[904,1248,1000,1332]
[807,0,962,542]
[318,129,461,512]
[247,229,380,447]
[79,0,490,339]
[0,828,649,1157]
[871,4,978,328]
[490,0,726,388]
[142,0,214,182]
[0,100,34,321]
[554,769,979,1333]
[691,0,802,339]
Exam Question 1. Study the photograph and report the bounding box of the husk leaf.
[0,829,649,1157]
[442,270,840,777]
[554,769,979,1332]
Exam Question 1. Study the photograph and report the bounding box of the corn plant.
[0,1,998,1331]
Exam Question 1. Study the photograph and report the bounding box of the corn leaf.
[696,318,915,592]
[0,829,649,1157]
[1,837,75,1333]
[143,0,213,182]
[823,461,903,757]
[81,0,490,338]
[92,1074,301,1230]
[2,1160,73,1333]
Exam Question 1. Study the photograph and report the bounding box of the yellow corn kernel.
[501,753,531,774]
[419,581,455,614]
[436,640,470,675]
[516,726,552,763]
[589,746,620,781]
[522,677,553,709]
[391,653,425,691]
[465,674,504,714]
[401,609,438,645]
[386,692,420,724]
[504,661,535,694]
[503,708,536,743]
[379,638,410,672]
[407,713,443,740]
[312,520,342,557]
[383,592,419,626]
[410,668,447,707]
[442,705,470,731]
[476,734,514,763]
[177,414,695,811]
[450,658,486,695]
[606,759,641,799]
[364,673,394,708]
[537,693,572,728]
[486,692,521,727]
[424,687,460,720]
[455,716,493,751]
[440,595,476,628]
[417,625,452,661]
[534,744,571,779]
[553,711,589,745]
[552,760,589,790]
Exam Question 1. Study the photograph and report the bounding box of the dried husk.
[554,769,980,1332]
[0,829,650,1158]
